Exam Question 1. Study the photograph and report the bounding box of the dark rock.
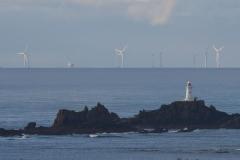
[221,114,240,129]
[24,122,36,130]
[132,100,230,129]
[52,103,121,130]
[0,128,22,137]
[1,100,240,136]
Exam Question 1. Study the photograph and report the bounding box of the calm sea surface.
[0,68,240,160]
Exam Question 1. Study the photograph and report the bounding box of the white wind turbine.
[204,47,209,68]
[115,45,127,68]
[151,54,155,68]
[159,52,163,68]
[16,45,30,68]
[213,45,224,68]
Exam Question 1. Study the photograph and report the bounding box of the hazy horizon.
[0,0,240,68]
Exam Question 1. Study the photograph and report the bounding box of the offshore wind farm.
[4,44,229,69]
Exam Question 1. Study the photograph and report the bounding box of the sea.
[0,68,240,160]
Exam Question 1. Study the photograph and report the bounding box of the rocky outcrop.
[221,114,240,129]
[52,103,134,133]
[53,103,120,129]
[0,128,22,137]
[131,100,230,129]
[24,122,36,130]
[1,100,240,136]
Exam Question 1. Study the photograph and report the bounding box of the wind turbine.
[159,52,163,68]
[204,46,209,68]
[16,45,30,68]
[115,45,127,68]
[151,54,155,68]
[193,54,197,68]
[213,45,224,68]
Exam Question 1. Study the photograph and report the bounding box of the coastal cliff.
[1,100,240,136]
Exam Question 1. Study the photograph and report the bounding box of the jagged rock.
[52,103,120,129]
[132,100,230,129]
[1,100,240,136]
[24,122,36,130]
[0,128,22,137]
[221,114,240,129]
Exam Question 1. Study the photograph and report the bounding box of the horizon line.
[1,67,240,69]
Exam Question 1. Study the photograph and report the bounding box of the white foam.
[20,134,30,139]
[89,134,98,138]
[168,129,180,133]
[144,128,155,132]
[193,129,200,132]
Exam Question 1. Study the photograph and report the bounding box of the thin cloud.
[71,0,176,25]
[1,0,176,25]
[127,0,176,25]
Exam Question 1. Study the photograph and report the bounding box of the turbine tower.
[115,45,127,68]
[151,54,155,68]
[204,47,209,68]
[193,54,197,68]
[16,45,30,68]
[213,45,224,68]
[159,52,163,68]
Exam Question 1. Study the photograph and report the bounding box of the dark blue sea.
[0,68,240,160]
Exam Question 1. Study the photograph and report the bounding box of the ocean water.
[0,68,240,160]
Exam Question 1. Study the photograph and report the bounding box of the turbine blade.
[219,46,224,51]
[115,49,121,52]
[212,45,218,52]
[16,53,24,55]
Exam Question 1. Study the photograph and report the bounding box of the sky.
[0,0,240,68]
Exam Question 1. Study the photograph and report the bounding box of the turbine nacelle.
[115,45,127,55]
[115,49,124,55]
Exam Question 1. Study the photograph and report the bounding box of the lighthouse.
[184,81,194,101]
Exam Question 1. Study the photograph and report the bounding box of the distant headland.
[1,100,240,137]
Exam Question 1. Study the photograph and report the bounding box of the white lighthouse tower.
[184,81,194,101]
